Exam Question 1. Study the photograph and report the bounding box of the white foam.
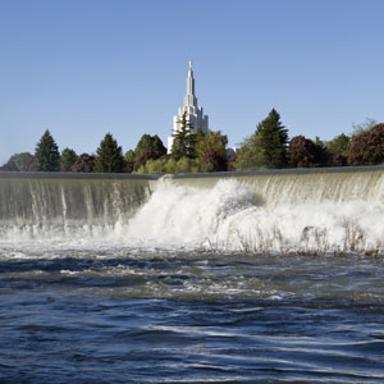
[1,178,384,255]
[124,178,384,254]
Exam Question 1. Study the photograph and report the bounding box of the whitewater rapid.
[1,176,383,255]
[126,178,384,254]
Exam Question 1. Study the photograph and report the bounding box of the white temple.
[167,61,209,153]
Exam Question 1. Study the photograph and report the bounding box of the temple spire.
[187,60,195,95]
[168,60,209,153]
[185,60,196,106]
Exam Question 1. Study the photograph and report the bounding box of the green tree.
[195,131,228,172]
[133,134,166,170]
[326,133,351,166]
[348,123,384,165]
[171,112,196,160]
[137,156,200,174]
[313,136,329,166]
[136,129,228,174]
[4,152,34,171]
[60,148,78,172]
[94,133,125,172]
[235,109,288,170]
[34,130,60,171]
[124,149,136,173]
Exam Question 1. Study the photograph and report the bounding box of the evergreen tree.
[235,109,288,170]
[171,112,197,160]
[313,136,329,166]
[60,148,78,172]
[34,130,60,171]
[94,133,125,172]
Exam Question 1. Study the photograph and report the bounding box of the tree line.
[1,110,384,173]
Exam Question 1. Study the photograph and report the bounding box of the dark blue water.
[1,249,384,383]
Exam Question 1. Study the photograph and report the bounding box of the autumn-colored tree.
[288,136,323,168]
[352,118,378,135]
[348,123,384,165]
[71,153,95,172]
[3,152,34,171]
[0,160,18,171]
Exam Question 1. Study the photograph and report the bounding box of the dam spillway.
[0,166,384,254]
[0,173,155,241]
[171,165,384,206]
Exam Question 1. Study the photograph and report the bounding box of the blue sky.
[0,0,383,163]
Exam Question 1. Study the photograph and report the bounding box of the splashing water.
[2,172,384,383]
[126,178,384,254]
[0,171,384,255]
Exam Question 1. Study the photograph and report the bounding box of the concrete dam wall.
[1,166,383,254]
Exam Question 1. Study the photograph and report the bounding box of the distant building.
[167,61,209,153]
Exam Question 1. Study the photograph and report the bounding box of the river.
[1,168,384,383]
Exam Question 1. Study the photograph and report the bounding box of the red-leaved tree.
[348,124,384,165]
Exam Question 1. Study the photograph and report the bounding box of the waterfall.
[1,167,383,254]
[0,173,154,242]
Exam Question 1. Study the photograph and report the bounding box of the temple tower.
[167,61,209,153]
